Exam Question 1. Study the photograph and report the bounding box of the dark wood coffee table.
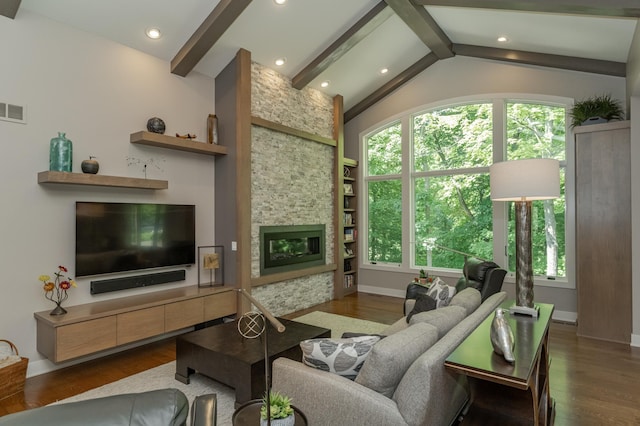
[175,318,330,405]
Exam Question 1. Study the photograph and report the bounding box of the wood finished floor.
[1,292,639,425]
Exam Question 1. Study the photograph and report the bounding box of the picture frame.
[198,245,224,287]
[344,183,353,194]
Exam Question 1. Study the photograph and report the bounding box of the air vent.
[0,102,26,124]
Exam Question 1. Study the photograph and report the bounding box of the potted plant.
[419,269,428,285]
[260,391,294,426]
[569,94,624,127]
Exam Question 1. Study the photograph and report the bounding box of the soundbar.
[90,270,186,295]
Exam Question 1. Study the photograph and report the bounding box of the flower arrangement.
[38,266,76,315]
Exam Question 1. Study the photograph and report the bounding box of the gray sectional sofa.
[272,288,507,426]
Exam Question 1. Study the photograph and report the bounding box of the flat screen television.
[75,202,196,277]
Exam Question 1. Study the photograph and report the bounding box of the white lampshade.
[490,158,560,201]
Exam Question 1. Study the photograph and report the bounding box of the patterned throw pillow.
[426,277,457,308]
[300,336,381,380]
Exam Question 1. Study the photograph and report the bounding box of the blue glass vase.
[49,132,73,172]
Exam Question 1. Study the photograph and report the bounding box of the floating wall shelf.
[38,171,168,190]
[130,131,228,156]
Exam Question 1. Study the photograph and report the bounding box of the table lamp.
[490,158,559,317]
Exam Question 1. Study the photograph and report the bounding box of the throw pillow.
[426,277,457,308]
[355,322,438,397]
[300,336,380,380]
[341,332,386,339]
[406,293,437,323]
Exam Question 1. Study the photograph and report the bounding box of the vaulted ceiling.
[7,0,639,121]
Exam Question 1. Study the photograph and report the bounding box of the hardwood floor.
[2,292,640,425]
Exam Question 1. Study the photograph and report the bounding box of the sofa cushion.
[449,287,482,316]
[355,322,438,397]
[426,278,457,308]
[409,305,467,339]
[406,293,437,323]
[381,317,409,336]
[300,336,380,380]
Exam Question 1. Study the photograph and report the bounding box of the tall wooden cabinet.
[574,120,631,344]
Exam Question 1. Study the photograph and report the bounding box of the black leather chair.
[0,388,217,426]
[455,257,507,302]
[404,257,506,315]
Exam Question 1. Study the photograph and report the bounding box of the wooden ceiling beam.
[453,44,626,77]
[171,0,252,77]
[345,52,439,122]
[292,1,394,90]
[384,0,454,59]
[415,0,640,18]
[0,0,21,19]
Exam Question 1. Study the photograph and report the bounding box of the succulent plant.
[260,391,294,420]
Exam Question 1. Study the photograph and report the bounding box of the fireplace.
[260,224,326,275]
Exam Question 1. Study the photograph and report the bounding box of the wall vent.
[0,102,26,124]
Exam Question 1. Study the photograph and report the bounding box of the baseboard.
[358,285,405,299]
[631,334,640,348]
[359,285,578,324]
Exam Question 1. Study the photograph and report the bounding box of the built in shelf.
[130,131,228,156]
[38,171,168,190]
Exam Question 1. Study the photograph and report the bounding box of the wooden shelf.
[38,171,168,190]
[130,131,228,156]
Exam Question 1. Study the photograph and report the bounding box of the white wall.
[345,56,626,323]
[0,10,216,375]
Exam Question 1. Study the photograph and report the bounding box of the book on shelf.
[344,212,354,226]
[344,228,354,241]
[344,274,354,288]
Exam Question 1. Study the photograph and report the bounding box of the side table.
[445,301,555,425]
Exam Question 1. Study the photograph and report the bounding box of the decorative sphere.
[146,117,166,134]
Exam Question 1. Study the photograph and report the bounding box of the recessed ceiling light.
[274,58,286,66]
[146,28,161,39]
[274,0,286,4]
[380,68,389,75]
[320,81,330,88]
[497,36,508,43]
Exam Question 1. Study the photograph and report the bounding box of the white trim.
[631,334,640,348]
[358,285,405,299]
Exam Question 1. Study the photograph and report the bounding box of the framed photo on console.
[198,245,224,287]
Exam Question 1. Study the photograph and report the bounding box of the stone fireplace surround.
[249,62,335,316]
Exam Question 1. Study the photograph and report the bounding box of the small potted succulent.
[260,391,294,426]
[419,269,428,285]
[569,94,624,127]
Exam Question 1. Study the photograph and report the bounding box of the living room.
[1,1,640,424]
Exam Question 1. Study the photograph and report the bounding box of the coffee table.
[445,300,555,425]
[175,318,330,405]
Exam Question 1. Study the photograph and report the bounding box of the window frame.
[359,94,575,289]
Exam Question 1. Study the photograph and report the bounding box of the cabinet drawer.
[117,306,164,345]
[203,290,237,321]
[57,316,117,362]
[165,298,204,332]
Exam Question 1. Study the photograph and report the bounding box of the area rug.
[292,311,387,338]
[52,313,387,425]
